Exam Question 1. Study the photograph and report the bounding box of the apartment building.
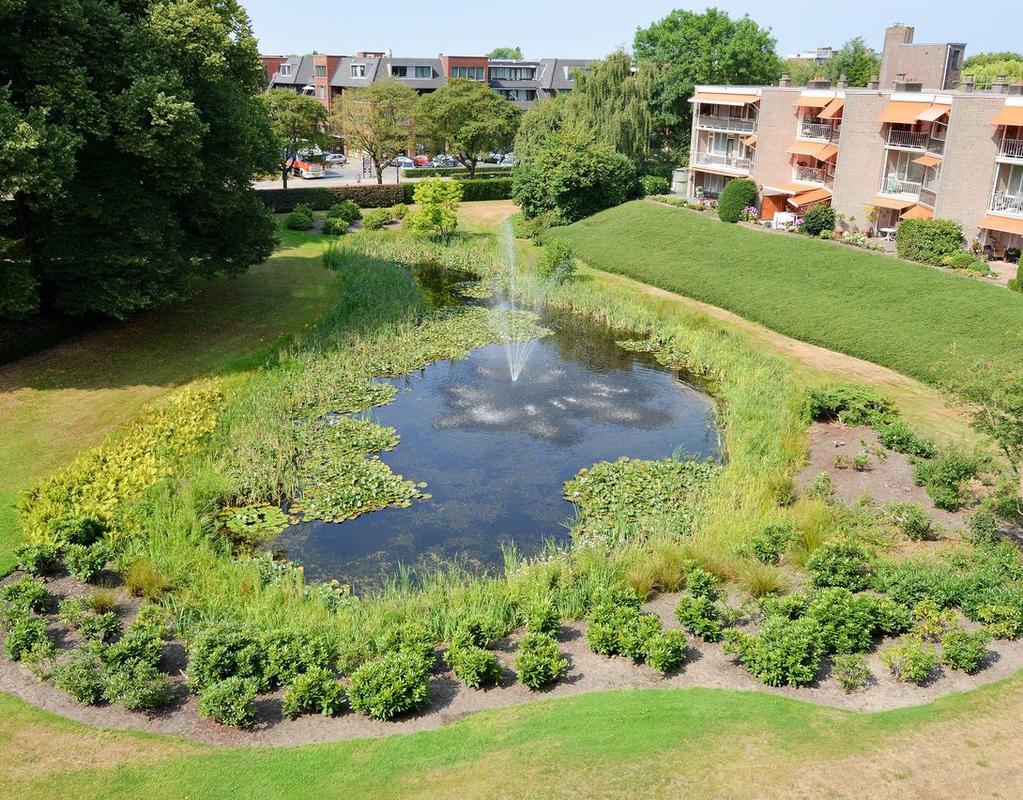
[687,24,1023,257]
[263,52,592,113]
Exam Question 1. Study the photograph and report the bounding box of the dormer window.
[279,64,292,77]
[351,64,366,78]
[415,66,432,78]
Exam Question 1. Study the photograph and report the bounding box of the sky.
[245,0,1015,60]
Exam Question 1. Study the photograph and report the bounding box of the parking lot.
[254,156,405,189]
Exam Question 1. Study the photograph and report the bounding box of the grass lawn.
[552,201,1023,385]
[0,231,339,572]
[5,677,1023,799]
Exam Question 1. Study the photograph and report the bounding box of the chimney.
[894,75,923,92]
[960,74,975,92]
[807,77,831,90]
[836,73,849,90]
[868,74,879,90]
[992,75,1009,94]
[779,72,791,88]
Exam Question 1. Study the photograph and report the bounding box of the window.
[317,86,324,98]
[451,66,485,81]
[415,65,432,78]
[279,64,292,76]
[490,67,535,81]
[315,65,327,78]
[391,65,408,77]
[949,48,961,71]
[351,64,366,79]
[497,89,536,102]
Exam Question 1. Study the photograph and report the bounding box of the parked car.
[388,156,416,169]
[431,155,461,168]
[325,153,347,166]
[499,152,518,166]
[291,152,325,179]
[484,152,506,164]
[412,154,431,167]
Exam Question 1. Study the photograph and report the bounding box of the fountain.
[496,218,540,381]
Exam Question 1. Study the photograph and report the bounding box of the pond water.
[274,271,721,585]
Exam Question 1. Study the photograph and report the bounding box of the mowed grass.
[552,201,1023,384]
[0,230,339,572]
[6,676,1023,799]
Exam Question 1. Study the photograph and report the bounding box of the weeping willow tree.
[566,51,654,162]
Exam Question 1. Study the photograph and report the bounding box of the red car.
[412,154,431,167]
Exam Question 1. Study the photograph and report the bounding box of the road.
[255,158,404,189]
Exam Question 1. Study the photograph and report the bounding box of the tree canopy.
[417,80,519,176]
[263,90,327,188]
[569,51,654,161]
[783,38,880,88]
[633,7,781,150]
[0,0,278,321]
[334,79,417,185]
[488,47,524,60]
[963,52,1023,89]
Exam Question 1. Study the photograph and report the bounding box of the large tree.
[417,80,519,176]
[569,51,654,161]
[827,37,880,87]
[963,52,1023,89]
[0,0,278,320]
[263,90,327,189]
[488,47,523,60]
[633,8,781,150]
[335,79,417,185]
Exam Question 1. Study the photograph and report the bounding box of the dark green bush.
[198,676,258,728]
[457,177,514,202]
[946,252,981,271]
[185,623,262,692]
[361,208,392,230]
[450,617,500,650]
[871,559,963,609]
[373,621,436,676]
[79,611,122,643]
[4,614,50,661]
[941,626,991,673]
[321,217,349,236]
[741,522,795,565]
[52,645,106,704]
[536,240,576,284]
[645,630,688,674]
[47,516,106,547]
[800,203,836,237]
[805,539,873,590]
[875,419,935,458]
[832,653,871,694]
[639,175,670,196]
[967,508,1000,545]
[14,542,60,576]
[880,637,939,684]
[281,667,346,719]
[325,200,361,223]
[887,503,933,541]
[347,652,431,720]
[104,661,173,710]
[804,384,894,425]
[620,613,663,661]
[57,596,90,628]
[510,210,562,243]
[1,576,50,622]
[895,218,963,265]
[716,179,758,224]
[284,209,314,231]
[259,630,338,690]
[444,644,502,689]
[674,594,724,641]
[65,543,111,582]
[515,631,569,690]
[402,165,512,179]
[522,600,560,636]
[258,185,406,213]
[685,567,722,601]
[723,615,824,687]
[104,623,164,670]
[912,446,985,511]
[805,588,878,654]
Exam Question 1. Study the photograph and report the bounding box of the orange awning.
[912,154,942,168]
[691,165,747,178]
[878,101,932,124]
[900,204,934,220]
[744,134,757,146]
[992,105,1023,126]
[871,196,916,210]
[787,188,832,209]
[787,140,827,157]
[979,214,1023,236]
[690,92,759,107]
[793,94,832,108]
[817,144,839,161]
[762,182,808,195]
[819,98,845,119]
[917,104,951,122]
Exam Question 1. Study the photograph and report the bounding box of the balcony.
[886,129,944,155]
[990,192,1023,215]
[794,165,827,184]
[879,174,922,198]
[692,151,753,173]
[695,114,756,134]
[798,121,834,141]
[919,187,938,208]
[998,138,1023,161]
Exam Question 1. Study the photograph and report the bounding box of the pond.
[274,270,721,585]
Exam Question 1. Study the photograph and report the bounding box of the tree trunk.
[375,161,383,185]
[281,161,289,190]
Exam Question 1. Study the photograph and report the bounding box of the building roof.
[537,59,592,91]
[269,55,313,88]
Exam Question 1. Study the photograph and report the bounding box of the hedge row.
[401,165,513,179]
[258,178,512,212]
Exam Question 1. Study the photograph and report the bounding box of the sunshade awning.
[762,182,808,195]
[979,214,1023,235]
[817,143,839,161]
[912,154,942,168]
[690,92,759,106]
[787,140,828,157]
[878,101,933,124]
[787,188,832,209]
[819,98,845,119]
[743,134,757,146]
[870,196,916,210]
[793,94,832,108]
[900,204,934,220]
[992,105,1023,126]
[916,104,951,122]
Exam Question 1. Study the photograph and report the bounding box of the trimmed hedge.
[717,179,758,223]
[895,218,963,265]
[456,178,513,202]
[401,165,513,179]
[258,179,512,213]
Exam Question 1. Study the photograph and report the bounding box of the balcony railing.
[695,114,756,133]
[886,129,928,149]
[990,192,1023,215]
[999,138,1023,159]
[880,174,922,197]
[692,151,753,172]
[795,166,827,184]
[799,121,833,141]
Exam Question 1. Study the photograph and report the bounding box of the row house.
[686,25,1023,258]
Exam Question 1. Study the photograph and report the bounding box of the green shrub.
[198,676,258,728]
[522,600,560,636]
[57,596,90,628]
[875,419,935,457]
[104,661,173,710]
[896,218,963,265]
[639,175,670,196]
[325,200,361,223]
[674,594,724,641]
[870,595,914,635]
[800,204,836,237]
[887,503,933,541]
[967,508,1000,545]
[741,522,795,565]
[511,210,562,243]
[723,615,824,687]
[685,568,722,600]
[646,630,688,674]
[806,471,834,500]
[977,604,1023,639]
[14,542,60,576]
[620,613,663,661]
[281,667,346,719]
[871,559,962,609]
[373,621,436,676]
[185,623,262,691]
[445,644,502,689]
[47,516,106,547]
[912,599,958,641]
[457,177,514,201]
[805,539,873,590]
[450,617,500,650]
[912,446,985,511]
[402,165,512,179]
[347,652,431,720]
[941,626,991,673]
[52,645,106,704]
[260,630,338,689]
[832,653,871,694]
[1,576,50,622]
[515,631,569,690]
[390,203,408,219]
[851,452,870,471]
[880,637,939,684]
[4,614,50,661]
[805,588,877,654]
[717,179,758,224]
[79,611,122,643]
[258,185,406,212]
[321,217,349,236]
[284,209,314,231]
[65,543,111,582]
[536,240,576,284]
[946,252,982,271]
[361,208,393,230]
[104,623,164,670]
[804,384,894,425]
